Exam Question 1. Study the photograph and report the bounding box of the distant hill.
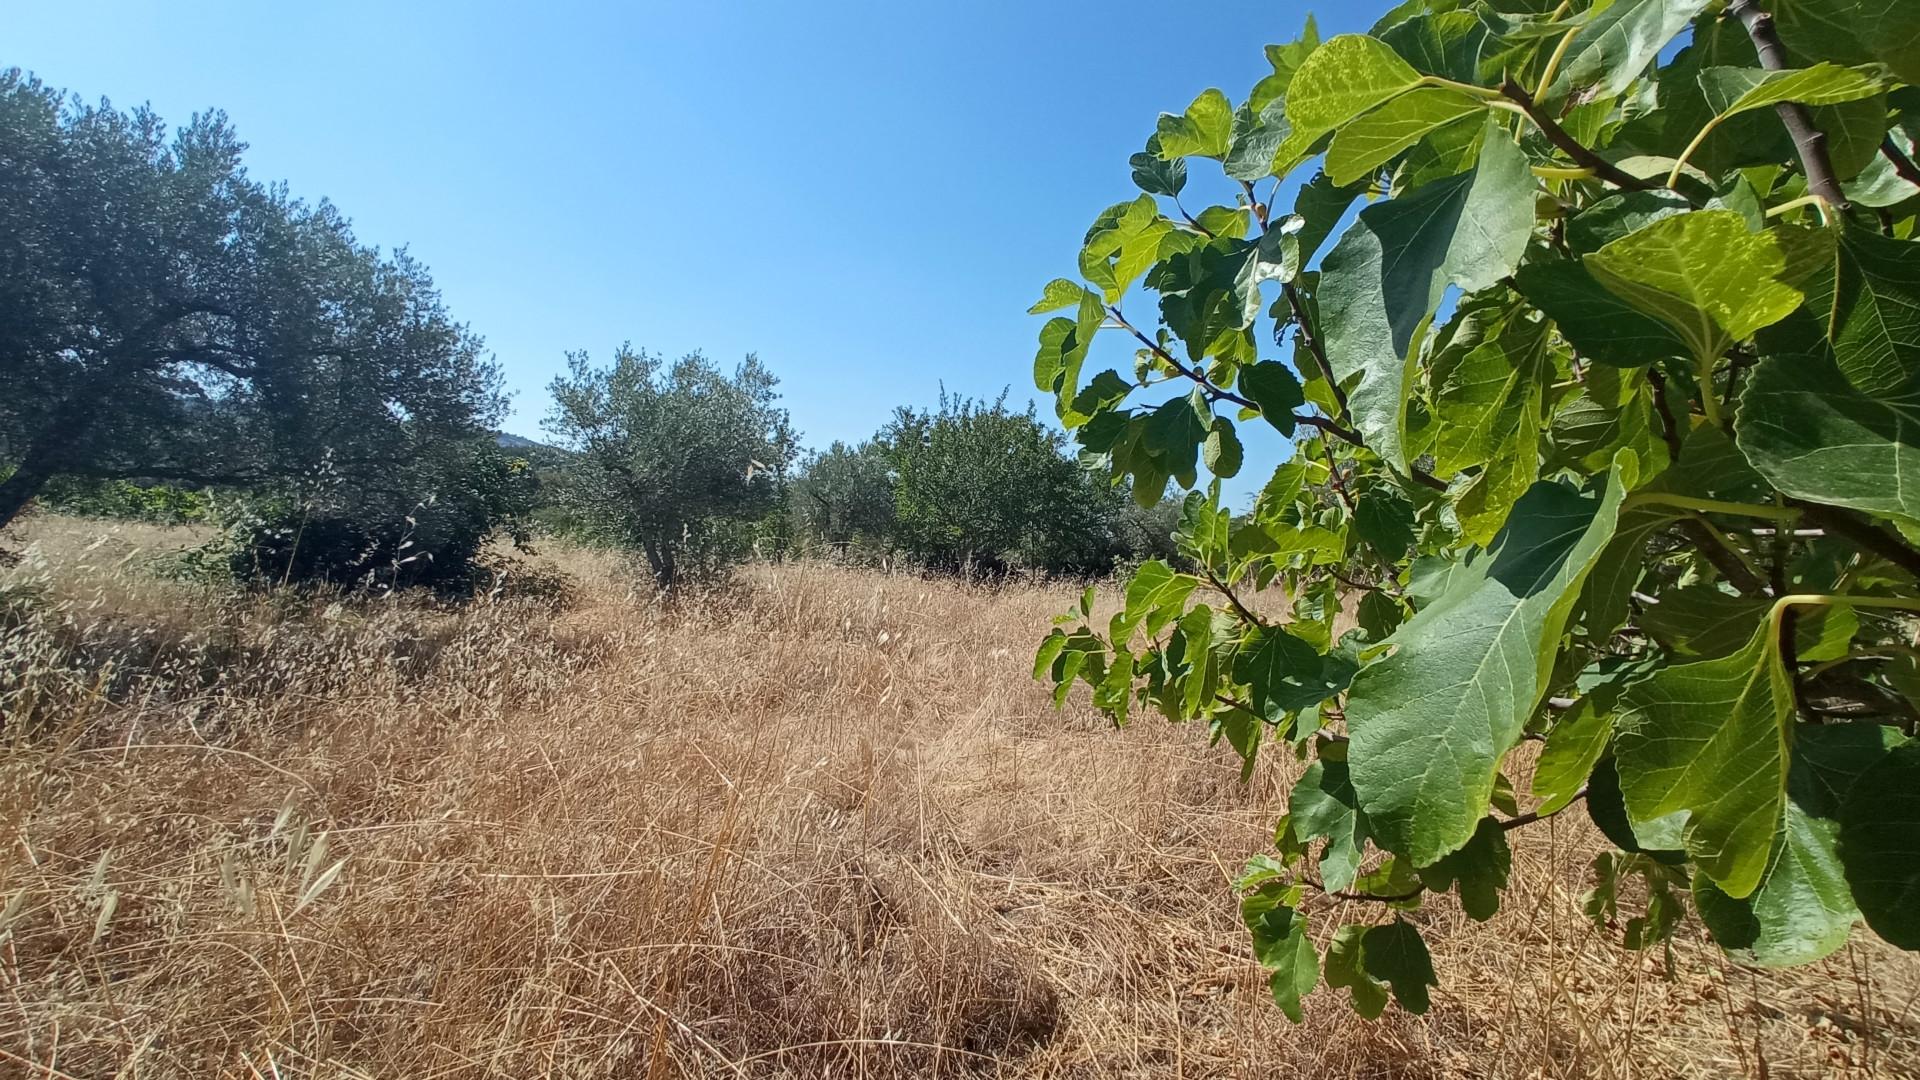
[494,431,554,452]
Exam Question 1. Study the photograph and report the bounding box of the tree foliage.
[882,392,1129,576]
[787,396,1187,576]
[1033,0,1920,1018]
[789,440,898,557]
[226,436,538,594]
[543,347,797,588]
[0,70,506,533]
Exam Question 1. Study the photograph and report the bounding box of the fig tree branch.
[1726,0,1850,209]
[1498,78,1658,192]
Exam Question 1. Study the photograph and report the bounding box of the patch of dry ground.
[1,515,1916,1078]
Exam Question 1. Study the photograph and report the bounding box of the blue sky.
[11,1,1375,505]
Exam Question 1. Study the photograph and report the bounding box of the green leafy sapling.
[1032,0,1920,1019]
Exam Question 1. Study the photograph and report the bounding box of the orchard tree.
[1033,0,1920,1020]
[544,347,796,588]
[0,71,505,529]
[790,439,898,554]
[883,392,1125,575]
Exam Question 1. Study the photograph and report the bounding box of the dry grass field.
[1,514,1917,1079]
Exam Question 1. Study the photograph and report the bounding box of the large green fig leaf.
[1289,756,1371,891]
[1586,210,1808,364]
[1324,87,1486,185]
[1737,349,1920,523]
[1156,88,1235,160]
[1696,63,1884,119]
[1614,621,1791,898]
[1428,301,1553,545]
[1534,689,1616,816]
[1696,725,1899,965]
[1317,119,1532,467]
[1241,889,1318,1021]
[1283,34,1425,151]
[1838,739,1920,949]
[1808,225,1920,397]
[1545,0,1713,107]
[1695,797,1856,965]
[1514,259,1693,367]
[1348,472,1628,866]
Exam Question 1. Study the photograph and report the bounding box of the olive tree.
[0,70,504,531]
[1033,0,1920,1019]
[543,347,797,588]
[790,440,898,557]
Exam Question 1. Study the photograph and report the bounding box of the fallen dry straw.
[0,516,1916,1078]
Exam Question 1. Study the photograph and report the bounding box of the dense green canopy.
[0,70,505,531]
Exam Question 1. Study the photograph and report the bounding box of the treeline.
[1,73,1177,592]
[788,394,1182,577]
[538,350,1182,585]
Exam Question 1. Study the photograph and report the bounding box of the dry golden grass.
[1,514,1917,1079]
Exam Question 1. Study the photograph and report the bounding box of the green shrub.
[228,439,537,595]
[38,478,210,524]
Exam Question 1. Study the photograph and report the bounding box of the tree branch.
[1175,196,1215,238]
[1499,78,1658,192]
[1882,136,1920,191]
[1319,438,1358,512]
[1204,567,1268,628]
[1108,307,1402,461]
[1283,281,1352,423]
[1726,0,1850,209]
[1237,179,1271,231]
[1107,307,1259,411]
[1678,515,1773,597]
[1791,501,1920,581]
[1327,567,1392,594]
[1644,368,1687,461]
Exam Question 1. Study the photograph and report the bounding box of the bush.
[228,439,537,595]
[38,478,210,524]
[882,392,1128,577]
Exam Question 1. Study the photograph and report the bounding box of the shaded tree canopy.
[0,69,504,528]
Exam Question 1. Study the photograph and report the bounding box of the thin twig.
[1203,568,1268,628]
[1644,369,1686,462]
[1319,439,1357,512]
[1237,178,1271,231]
[1106,307,1258,411]
[1499,78,1657,192]
[1677,517,1772,598]
[1283,281,1352,423]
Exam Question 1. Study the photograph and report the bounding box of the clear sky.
[11,1,1374,505]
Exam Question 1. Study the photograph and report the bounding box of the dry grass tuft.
[1,515,1916,1078]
